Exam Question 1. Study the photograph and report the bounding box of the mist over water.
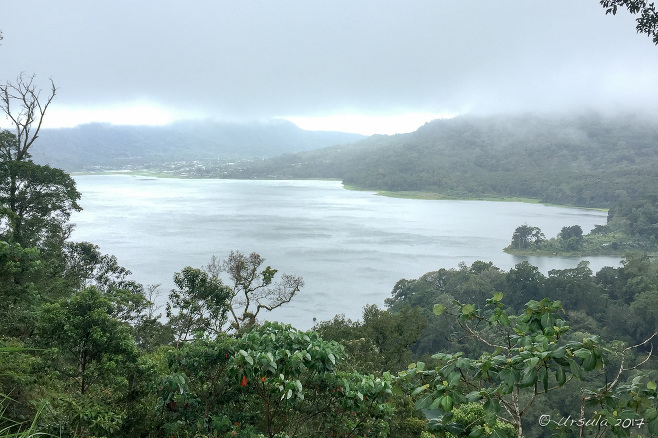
[71,175,619,329]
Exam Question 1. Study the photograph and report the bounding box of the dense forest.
[1,77,658,437]
[228,113,658,209]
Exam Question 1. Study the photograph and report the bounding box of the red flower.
[240,375,248,387]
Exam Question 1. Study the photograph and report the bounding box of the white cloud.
[42,102,193,128]
[283,113,456,135]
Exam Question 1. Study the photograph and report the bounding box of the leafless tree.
[1,73,57,162]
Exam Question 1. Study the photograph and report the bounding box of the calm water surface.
[71,175,620,329]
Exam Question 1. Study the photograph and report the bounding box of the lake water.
[71,175,620,329]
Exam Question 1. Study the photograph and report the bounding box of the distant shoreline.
[72,171,608,211]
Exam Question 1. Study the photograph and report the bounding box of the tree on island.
[510,225,545,250]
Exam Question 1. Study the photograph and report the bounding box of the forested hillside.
[233,113,658,208]
[31,120,364,171]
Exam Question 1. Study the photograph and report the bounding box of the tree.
[0,240,41,338]
[558,225,584,250]
[399,296,658,437]
[230,322,393,438]
[600,0,658,44]
[37,286,139,396]
[36,287,141,437]
[509,224,545,250]
[166,266,232,346]
[208,251,304,331]
[62,241,148,322]
[0,156,81,247]
[1,73,56,157]
[0,74,81,248]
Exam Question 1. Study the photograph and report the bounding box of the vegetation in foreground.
[2,90,657,434]
[2,7,658,435]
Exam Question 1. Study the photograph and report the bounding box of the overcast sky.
[2,1,658,134]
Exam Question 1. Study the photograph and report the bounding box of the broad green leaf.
[461,304,476,316]
[573,348,590,360]
[483,398,501,415]
[526,357,539,368]
[415,394,432,410]
[519,368,537,388]
[648,381,657,391]
[468,426,484,438]
[411,385,428,396]
[649,418,658,435]
[239,349,254,365]
[492,292,503,302]
[428,397,442,410]
[552,346,566,358]
[433,304,446,315]
[440,395,453,412]
[569,360,582,379]
[540,367,548,393]
[555,366,566,386]
[447,371,461,386]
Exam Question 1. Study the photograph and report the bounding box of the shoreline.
[72,171,608,211]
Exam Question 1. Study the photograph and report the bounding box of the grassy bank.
[342,184,607,210]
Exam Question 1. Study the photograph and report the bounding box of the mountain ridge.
[31,119,365,171]
[230,112,658,208]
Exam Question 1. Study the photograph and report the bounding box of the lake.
[71,175,620,329]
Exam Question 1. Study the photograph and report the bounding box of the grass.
[342,184,607,210]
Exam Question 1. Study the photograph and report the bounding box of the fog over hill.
[233,112,658,208]
[31,120,365,171]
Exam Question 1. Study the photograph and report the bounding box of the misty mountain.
[233,113,658,208]
[31,120,365,171]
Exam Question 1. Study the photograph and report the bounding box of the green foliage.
[0,241,41,338]
[399,296,657,437]
[510,225,545,250]
[214,251,305,331]
[158,322,395,438]
[158,335,239,437]
[601,0,658,44]
[315,305,427,375]
[37,286,139,396]
[62,242,149,323]
[507,197,658,256]
[232,114,658,209]
[166,266,233,345]
[0,343,43,435]
[433,402,516,438]
[0,157,81,249]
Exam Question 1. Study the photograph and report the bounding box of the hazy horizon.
[2,1,658,135]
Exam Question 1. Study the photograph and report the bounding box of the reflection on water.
[71,175,620,329]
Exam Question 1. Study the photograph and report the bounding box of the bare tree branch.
[0,73,57,161]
